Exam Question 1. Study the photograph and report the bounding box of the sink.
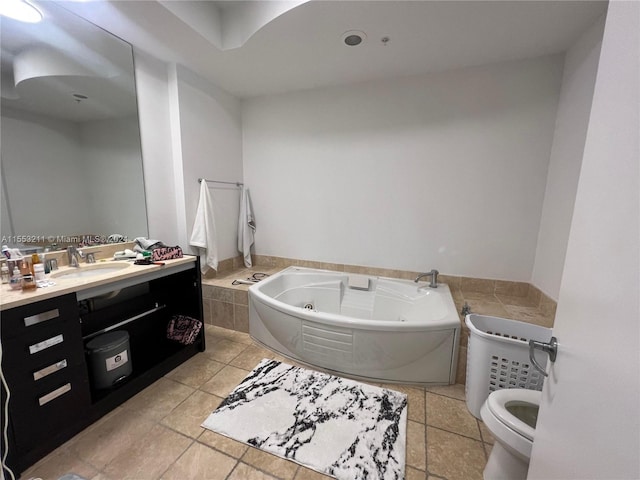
[51,263,130,280]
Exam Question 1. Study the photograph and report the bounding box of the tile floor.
[21,325,492,480]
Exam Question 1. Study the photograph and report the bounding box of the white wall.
[242,56,563,280]
[0,109,93,237]
[134,50,180,245]
[528,1,640,476]
[80,116,148,239]
[135,53,243,260]
[175,65,243,261]
[531,15,605,300]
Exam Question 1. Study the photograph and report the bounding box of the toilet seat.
[481,388,542,462]
[486,389,541,441]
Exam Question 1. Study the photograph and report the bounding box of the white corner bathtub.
[248,266,460,385]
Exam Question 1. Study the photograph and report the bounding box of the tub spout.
[415,269,439,288]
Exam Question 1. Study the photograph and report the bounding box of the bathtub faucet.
[414,269,439,288]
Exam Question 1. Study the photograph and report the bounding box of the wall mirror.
[0,0,148,251]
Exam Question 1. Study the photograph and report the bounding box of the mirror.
[0,1,148,250]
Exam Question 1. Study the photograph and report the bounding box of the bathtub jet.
[248,266,461,385]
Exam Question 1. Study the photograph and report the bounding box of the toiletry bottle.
[21,259,36,291]
[34,263,46,282]
[9,266,22,290]
[1,263,9,284]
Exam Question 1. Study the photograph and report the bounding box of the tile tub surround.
[21,325,493,480]
[202,255,557,385]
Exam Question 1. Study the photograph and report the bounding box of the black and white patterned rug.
[202,358,407,480]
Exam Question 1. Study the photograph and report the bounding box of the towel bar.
[198,178,243,187]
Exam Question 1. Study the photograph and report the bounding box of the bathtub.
[248,266,460,385]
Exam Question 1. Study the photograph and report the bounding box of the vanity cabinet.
[1,294,92,460]
[0,258,204,476]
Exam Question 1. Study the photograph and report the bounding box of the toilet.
[480,388,542,480]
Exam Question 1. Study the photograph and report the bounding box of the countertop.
[0,256,197,311]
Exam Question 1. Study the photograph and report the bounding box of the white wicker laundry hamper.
[465,314,552,419]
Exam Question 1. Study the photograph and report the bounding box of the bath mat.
[201,359,407,480]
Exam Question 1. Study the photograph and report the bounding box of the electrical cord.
[0,344,16,480]
[231,272,270,286]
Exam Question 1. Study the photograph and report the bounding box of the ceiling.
[60,0,608,98]
[34,1,610,99]
[1,1,137,121]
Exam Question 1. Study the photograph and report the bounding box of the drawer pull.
[29,334,64,354]
[33,359,68,381]
[24,308,60,327]
[38,383,72,406]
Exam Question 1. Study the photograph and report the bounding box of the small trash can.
[465,314,552,419]
[86,331,132,389]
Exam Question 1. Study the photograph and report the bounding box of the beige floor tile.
[198,430,249,458]
[165,353,225,388]
[103,424,192,479]
[161,389,223,438]
[160,441,237,480]
[91,473,115,480]
[229,344,277,370]
[426,392,481,440]
[242,447,298,480]
[426,383,466,401]
[406,466,427,480]
[201,364,251,397]
[293,466,334,479]
[228,462,279,479]
[204,338,249,363]
[406,420,426,470]
[484,442,493,460]
[205,327,223,345]
[67,408,156,470]
[21,445,98,480]
[205,324,253,345]
[381,383,425,423]
[121,377,195,421]
[427,427,486,480]
[17,322,489,480]
[478,420,495,445]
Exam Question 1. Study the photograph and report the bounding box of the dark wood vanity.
[0,257,204,476]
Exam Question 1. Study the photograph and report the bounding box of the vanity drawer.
[1,320,86,385]
[1,294,79,340]
[9,363,91,452]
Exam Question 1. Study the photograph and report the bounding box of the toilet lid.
[486,389,542,442]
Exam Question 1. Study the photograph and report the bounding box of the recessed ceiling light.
[0,0,43,23]
[342,30,366,47]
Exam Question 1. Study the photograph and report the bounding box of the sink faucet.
[415,269,439,288]
[67,246,84,267]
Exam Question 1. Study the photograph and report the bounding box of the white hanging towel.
[190,180,218,273]
[237,187,256,268]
